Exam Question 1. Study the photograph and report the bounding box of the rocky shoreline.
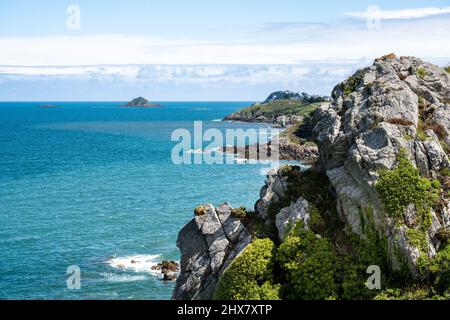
[220,135,318,165]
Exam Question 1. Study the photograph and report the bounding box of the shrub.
[280,167,333,213]
[406,228,429,253]
[386,118,414,126]
[431,179,441,189]
[417,118,429,141]
[440,168,450,177]
[381,53,397,60]
[373,288,431,300]
[418,96,427,111]
[427,122,448,140]
[194,205,206,216]
[445,66,450,74]
[343,74,362,96]
[417,68,427,79]
[429,245,450,294]
[214,238,280,300]
[437,227,450,244]
[375,149,434,227]
[309,205,326,234]
[340,257,374,300]
[277,226,339,299]
[231,206,247,219]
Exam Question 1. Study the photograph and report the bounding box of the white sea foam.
[106,254,162,275]
[235,157,249,164]
[212,119,222,122]
[186,149,204,154]
[100,272,149,283]
[187,147,222,154]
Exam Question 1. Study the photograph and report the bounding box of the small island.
[123,97,162,108]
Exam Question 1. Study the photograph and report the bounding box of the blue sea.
[0,101,281,300]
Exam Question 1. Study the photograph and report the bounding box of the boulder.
[172,203,251,300]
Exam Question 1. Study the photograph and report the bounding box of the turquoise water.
[0,102,275,300]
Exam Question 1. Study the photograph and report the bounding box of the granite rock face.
[275,197,311,241]
[255,167,289,221]
[312,55,450,275]
[172,203,251,300]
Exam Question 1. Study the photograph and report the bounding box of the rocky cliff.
[313,55,450,276]
[174,56,450,300]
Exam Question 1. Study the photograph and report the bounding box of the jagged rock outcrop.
[172,203,251,300]
[255,168,289,221]
[275,197,312,241]
[312,55,450,275]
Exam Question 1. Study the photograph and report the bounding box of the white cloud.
[0,64,322,85]
[1,14,450,67]
[345,6,450,20]
[0,65,140,76]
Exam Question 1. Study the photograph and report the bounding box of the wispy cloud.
[0,62,357,100]
[345,6,450,20]
[0,64,350,84]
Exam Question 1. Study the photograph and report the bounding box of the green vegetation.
[343,74,362,96]
[440,167,450,177]
[231,99,321,121]
[375,149,437,228]
[214,238,280,300]
[444,66,450,74]
[418,96,426,110]
[194,205,206,216]
[429,245,450,294]
[417,68,427,79]
[279,166,334,215]
[308,205,326,234]
[355,206,389,271]
[406,228,429,254]
[417,118,429,141]
[373,288,433,300]
[277,224,339,299]
[230,206,247,219]
[216,156,450,300]
[437,227,450,244]
[403,133,413,141]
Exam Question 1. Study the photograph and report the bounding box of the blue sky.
[0,0,450,100]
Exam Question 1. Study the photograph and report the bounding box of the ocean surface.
[0,101,285,300]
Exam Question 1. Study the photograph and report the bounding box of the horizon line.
[0,100,257,103]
